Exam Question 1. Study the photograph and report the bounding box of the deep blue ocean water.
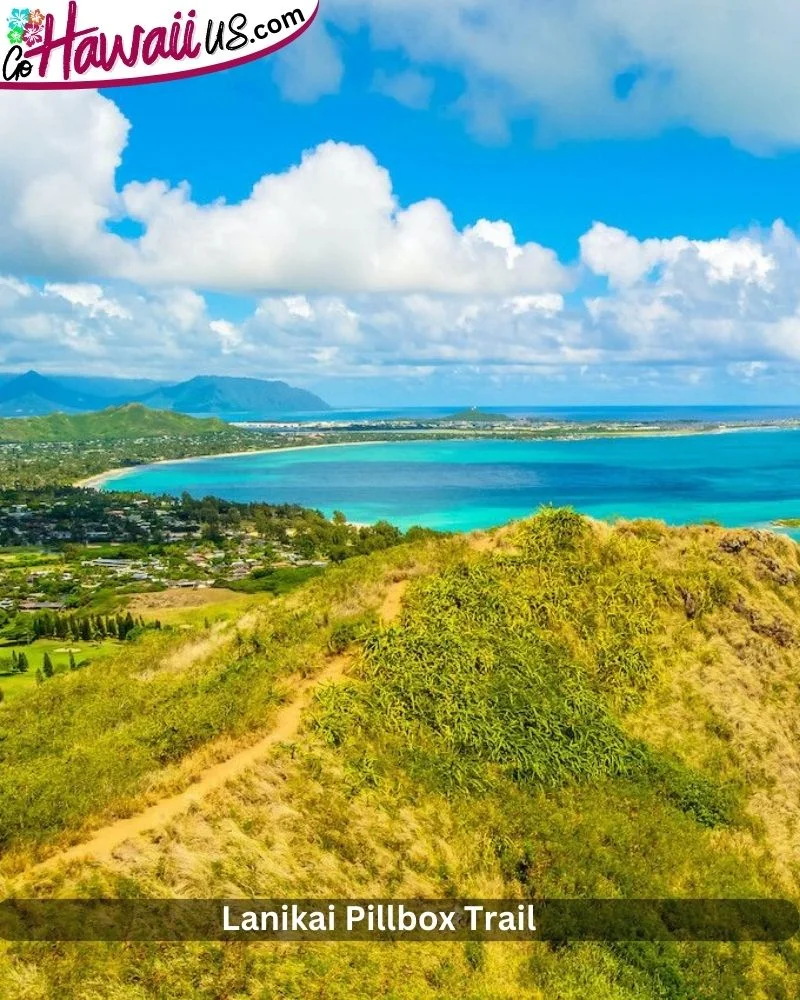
[103,428,800,536]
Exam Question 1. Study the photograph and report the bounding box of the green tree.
[16,651,29,674]
[42,652,54,678]
[69,651,77,671]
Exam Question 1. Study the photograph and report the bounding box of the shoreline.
[73,439,394,489]
[74,421,800,491]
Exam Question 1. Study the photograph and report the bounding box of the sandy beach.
[73,439,391,489]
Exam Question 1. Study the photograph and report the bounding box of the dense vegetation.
[317,511,735,827]
[0,434,277,489]
[0,404,232,443]
[444,407,512,423]
[0,486,437,555]
[2,512,800,997]
[3,609,146,645]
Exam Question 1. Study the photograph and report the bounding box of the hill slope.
[0,403,229,442]
[3,513,800,996]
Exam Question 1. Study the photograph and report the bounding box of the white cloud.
[4,92,800,393]
[0,279,225,374]
[120,140,568,295]
[0,91,131,277]
[326,0,800,151]
[0,93,568,297]
[728,361,769,381]
[580,222,777,290]
[580,221,800,367]
[45,283,131,320]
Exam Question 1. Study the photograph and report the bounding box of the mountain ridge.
[0,370,329,417]
[0,371,111,415]
[138,374,329,414]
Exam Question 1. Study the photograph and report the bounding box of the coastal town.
[0,484,428,633]
[0,481,429,699]
[0,408,442,702]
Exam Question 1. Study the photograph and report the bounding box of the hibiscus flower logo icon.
[6,7,47,47]
[23,18,42,45]
[6,7,30,31]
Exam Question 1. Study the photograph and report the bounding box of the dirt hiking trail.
[29,580,409,875]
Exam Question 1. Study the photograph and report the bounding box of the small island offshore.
[442,406,513,424]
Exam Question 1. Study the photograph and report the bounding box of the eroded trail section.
[30,580,408,875]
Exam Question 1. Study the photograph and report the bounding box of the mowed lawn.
[0,638,121,702]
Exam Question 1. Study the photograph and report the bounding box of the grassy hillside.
[0,404,229,443]
[2,511,800,997]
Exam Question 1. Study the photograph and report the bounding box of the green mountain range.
[0,371,329,418]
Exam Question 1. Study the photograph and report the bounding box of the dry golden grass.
[622,524,800,887]
[128,586,254,615]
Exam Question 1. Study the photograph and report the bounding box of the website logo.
[1,1,318,89]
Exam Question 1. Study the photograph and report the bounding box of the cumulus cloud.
[0,279,228,374]
[326,0,800,151]
[0,91,131,277]
[585,221,792,296]
[580,222,777,289]
[5,91,800,393]
[581,221,800,367]
[44,284,132,320]
[120,141,568,295]
[0,93,566,297]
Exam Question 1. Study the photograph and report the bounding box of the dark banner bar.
[1,899,797,942]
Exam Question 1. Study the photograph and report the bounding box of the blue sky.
[110,49,800,257]
[3,2,800,407]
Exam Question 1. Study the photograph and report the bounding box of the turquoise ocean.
[103,428,800,536]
